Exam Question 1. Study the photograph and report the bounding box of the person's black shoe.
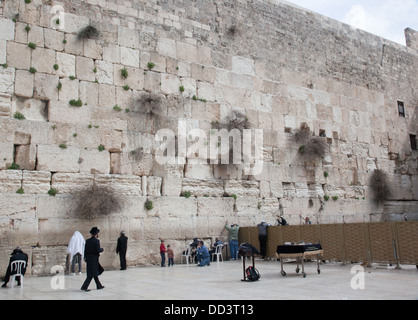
[1,283,7,288]
[97,286,105,290]
[81,289,91,292]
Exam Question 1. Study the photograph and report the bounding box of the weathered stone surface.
[51,172,94,193]
[0,170,22,193]
[36,145,80,173]
[181,178,224,197]
[14,70,34,98]
[95,174,142,196]
[22,170,51,194]
[224,180,260,198]
[0,66,14,95]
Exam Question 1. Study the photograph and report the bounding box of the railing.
[238,222,418,266]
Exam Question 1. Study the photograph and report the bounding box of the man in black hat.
[81,227,105,291]
[1,247,28,288]
[116,230,128,270]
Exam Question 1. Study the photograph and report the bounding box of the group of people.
[1,218,280,290]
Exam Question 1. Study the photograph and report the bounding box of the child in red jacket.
[160,240,166,267]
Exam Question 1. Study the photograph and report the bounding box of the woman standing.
[80,227,105,292]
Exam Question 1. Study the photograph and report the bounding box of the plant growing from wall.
[16,187,24,194]
[294,124,329,162]
[78,25,100,39]
[72,185,123,219]
[7,162,20,170]
[147,62,155,70]
[144,199,153,211]
[48,188,58,196]
[182,191,192,198]
[69,99,83,107]
[120,68,128,79]
[136,93,162,116]
[369,169,391,203]
[28,42,36,49]
[13,111,26,120]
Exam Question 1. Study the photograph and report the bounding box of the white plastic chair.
[9,260,26,288]
[181,246,192,264]
[212,244,223,262]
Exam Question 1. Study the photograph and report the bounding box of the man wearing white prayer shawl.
[67,231,85,275]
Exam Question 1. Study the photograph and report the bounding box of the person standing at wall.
[257,220,270,260]
[160,240,166,267]
[67,231,85,275]
[225,221,239,260]
[80,227,105,292]
[116,231,128,270]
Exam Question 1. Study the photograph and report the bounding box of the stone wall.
[0,0,417,276]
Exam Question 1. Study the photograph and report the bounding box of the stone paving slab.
[1,260,417,300]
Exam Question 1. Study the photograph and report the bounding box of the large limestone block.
[0,40,6,65]
[0,170,22,193]
[48,100,92,126]
[0,193,36,219]
[43,28,64,52]
[51,172,94,194]
[75,56,95,81]
[37,145,80,173]
[12,97,48,122]
[176,41,198,63]
[95,174,142,196]
[0,17,15,40]
[95,60,114,85]
[15,144,36,170]
[22,170,51,194]
[57,78,79,102]
[118,26,140,48]
[197,197,235,217]
[6,42,31,69]
[156,38,177,59]
[31,246,67,275]
[0,66,15,95]
[33,73,59,101]
[56,52,76,78]
[14,70,34,98]
[146,176,162,196]
[31,47,56,74]
[79,148,110,174]
[181,178,224,197]
[232,56,255,76]
[224,180,260,197]
[0,93,11,117]
[79,81,99,106]
[120,46,140,68]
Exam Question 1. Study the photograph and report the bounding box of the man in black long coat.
[1,247,28,288]
[116,231,128,270]
[81,227,105,291]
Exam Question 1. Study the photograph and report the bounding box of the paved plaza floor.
[1,259,417,300]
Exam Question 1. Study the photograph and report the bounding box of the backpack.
[245,266,260,281]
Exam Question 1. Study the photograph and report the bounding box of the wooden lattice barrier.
[368,223,397,264]
[394,221,418,265]
[342,223,369,263]
[320,224,344,261]
[239,222,418,265]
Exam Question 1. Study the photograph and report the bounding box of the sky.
[285,0,418,45]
